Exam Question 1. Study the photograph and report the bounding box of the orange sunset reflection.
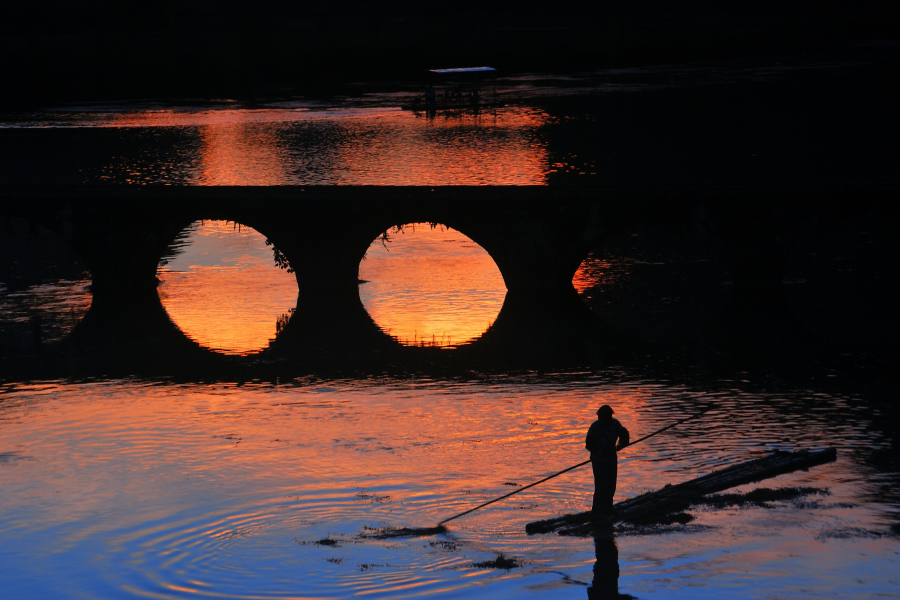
[191,120,288,186]
[358,223,507,347]
[157,220,298,355]
[329,108,549,185]
[572,253,628,308]
[2,365,888,600]
[90,106,550,185]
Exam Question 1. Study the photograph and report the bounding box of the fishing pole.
[436,407,713,527]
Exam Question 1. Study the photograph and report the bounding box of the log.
[525,448,836,536]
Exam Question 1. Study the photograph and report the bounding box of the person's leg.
[593,462,617,513]
[591,459,603,512]
[603,461,618,509]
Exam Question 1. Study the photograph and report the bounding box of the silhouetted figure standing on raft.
[425,85,436,109]
[586,405,629,514]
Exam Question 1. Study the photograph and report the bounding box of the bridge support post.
[266,222,389,360]
[460,218,604,360]
[66,212,192,368]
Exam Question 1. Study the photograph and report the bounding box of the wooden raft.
[526,448,837,536]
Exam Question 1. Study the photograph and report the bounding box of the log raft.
[526,448,837,536]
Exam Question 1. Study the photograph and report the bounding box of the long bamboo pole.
[437,407,713,527]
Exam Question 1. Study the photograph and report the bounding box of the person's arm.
[585,424,596,452]
[616,426,630,451]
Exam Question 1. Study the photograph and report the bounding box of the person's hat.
[596,405,614,416]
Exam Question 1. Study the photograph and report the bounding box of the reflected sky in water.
[2,106,549,185]
[359,224,507,347]
[158,221,298,355]
[2,53,896,187]
[1,377,896,598]
[0,218,92,355]
[157,220,507,352]
[0,280,91,346]
[2,53,899,599]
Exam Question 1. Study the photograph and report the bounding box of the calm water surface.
[359,224,507,348]
[152,219,509,354]
[3,54,900,598]
[3,52,895,187]
[158,221,298,355]
[0,106,549,185]
[1,377,897,599]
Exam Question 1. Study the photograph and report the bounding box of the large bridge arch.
[4,184,895,374]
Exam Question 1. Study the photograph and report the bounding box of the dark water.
[1,47,899,187]
[2,213,898,599]
[0,219,92,358]
[2,377,898,599]
[2,48,900,599]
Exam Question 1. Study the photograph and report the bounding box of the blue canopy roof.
[429,67,496,74]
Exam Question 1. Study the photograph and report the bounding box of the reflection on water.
[157,221,298,355]
[328,110,547,185]
[588,526,621,600]
[0,218,92,355]
[194,120,288,185]
[2,106,549,185]
[0,377,895,599]
[2,52,896,188]
[573,230,732,344]
[0,280,91,350]
[573,255,617,296]
[359,223,507,347]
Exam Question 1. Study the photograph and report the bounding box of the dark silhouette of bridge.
[1,184,896,376]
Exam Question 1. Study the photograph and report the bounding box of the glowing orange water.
[156,221,298,355]
[0,378,887,599]
[193,119,288,186]
[358,223,507,347]
[81,106,551,185]
[330,109,549,185]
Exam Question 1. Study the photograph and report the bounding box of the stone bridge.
[1,184,895,375]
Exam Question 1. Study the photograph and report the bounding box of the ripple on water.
[112,498,501,599]
[0,379,897,599]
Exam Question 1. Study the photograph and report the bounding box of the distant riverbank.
[3,0,899,105]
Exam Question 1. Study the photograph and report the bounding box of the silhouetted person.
[587,524,623,600]
[425,85,436,109]
[586,405,629,514]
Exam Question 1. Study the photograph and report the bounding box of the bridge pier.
[63,214,200,368]
[264,193,610,359]
[450,217,605,357]
[267,221,389,359]
[2,185,895,376]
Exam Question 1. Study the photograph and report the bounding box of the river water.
[2,48,898,187]
[1,377,897,599]
[2,52,900,598]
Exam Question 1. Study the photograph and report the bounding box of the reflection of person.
[585,405,629,514]
[587,525,622,599]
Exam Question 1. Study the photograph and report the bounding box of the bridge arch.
[153,217,300,356]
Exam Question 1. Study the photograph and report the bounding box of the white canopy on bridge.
[429,67,496,74]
